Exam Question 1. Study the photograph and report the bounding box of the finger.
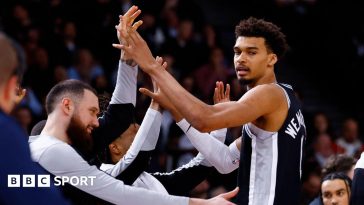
[124,5,138,18]
[139,88,155,99]
[219,81,224,99]
[162,62,168,70]
[129,10,141,25]
[128,29,142,46]
[113,44,132,54]
[220,187,239,200]
[112,43,122,48]
[213,87,219,104]
[225,84,230,100]
[156,56,163,65]
[131,20,143,31]
[112,43,123,49]
[215,81,221,100]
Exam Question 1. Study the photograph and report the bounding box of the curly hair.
[235,17,288,59]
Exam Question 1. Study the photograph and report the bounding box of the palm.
[213,81,230,104]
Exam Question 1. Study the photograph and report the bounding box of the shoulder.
[34,137,88,172]
[0,114,29,152]
[0,113,26,136]
[251,83,284,95]
[241,83,286,107]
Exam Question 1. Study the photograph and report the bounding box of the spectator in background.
[67,48,104,84]
[50,21,79,67]
[161,19,206,77]
[12,105,33,134]
[312,112,336,138]
[23,47,53,103]
[193,47,233,103]
[336,118,363,158]
[313,133,335,167]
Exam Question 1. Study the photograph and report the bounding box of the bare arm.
[118,29,285,132]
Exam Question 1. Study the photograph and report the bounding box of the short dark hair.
[235,17,288,59]
[45,79,97,114]
[322,154,356,177]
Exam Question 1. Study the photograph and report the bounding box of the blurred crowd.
[1,0,363,204]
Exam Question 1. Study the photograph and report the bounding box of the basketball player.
[116,13,307,205]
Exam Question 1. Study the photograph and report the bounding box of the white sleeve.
[177,119,240,174]
[110,61,138,106]
[355,152,364,169]
[106,108,161,177]
[39,143,188,205]
[186,126,228,167]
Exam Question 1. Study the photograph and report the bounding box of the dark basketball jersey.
[236,83,306,205]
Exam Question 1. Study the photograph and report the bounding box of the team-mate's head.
[320,172,351,205]
[107,123,140,163]
[45,79,99,153]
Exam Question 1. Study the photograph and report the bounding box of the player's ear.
[61,98,73,115]
[109,143,120,155]
[267,53,277,67]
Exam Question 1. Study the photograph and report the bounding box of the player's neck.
[247,74,277,90]
[42,114,71,144]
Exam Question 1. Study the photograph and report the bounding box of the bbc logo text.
[8,175,96,187]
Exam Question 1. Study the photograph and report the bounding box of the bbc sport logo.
[7,175,96,187]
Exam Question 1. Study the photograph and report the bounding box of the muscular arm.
[120,31,285,132]
[151,69,285,132]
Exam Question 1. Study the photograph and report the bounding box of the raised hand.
[149,56,168,111]
[115,5,142,45]
[113,6,143,64]
[114,29,156,73]
[139,56,182,121]
[213,81,230,104]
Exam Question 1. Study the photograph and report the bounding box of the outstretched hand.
[114,5,143,45]
[198,187,239,205]
[149,56,167,111]
[213,81,230,104]
[139,56,182,121]
[113,28,156,73]
[113,5,143,64]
